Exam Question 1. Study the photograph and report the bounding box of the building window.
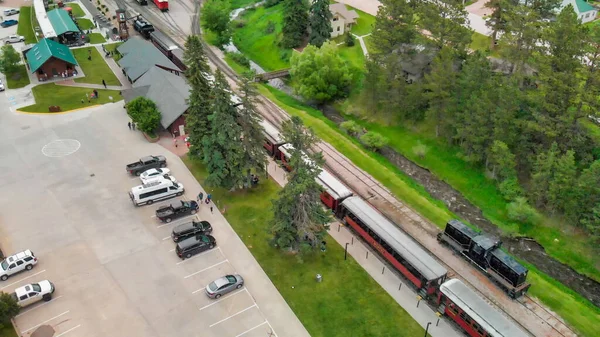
[586,13,590,18]
[333,16,338,22]
[337,26,340,32]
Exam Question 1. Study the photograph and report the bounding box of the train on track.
[259,119,530,337]
[131,18,187,71]
[153,0,169,12]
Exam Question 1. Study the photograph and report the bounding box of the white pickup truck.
[10,281,55,307]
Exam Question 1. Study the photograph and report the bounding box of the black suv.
[176,235,216,259]
[172,220,213,243]
[156,200,199,223]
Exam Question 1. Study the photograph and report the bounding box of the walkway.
[353,33,370,56]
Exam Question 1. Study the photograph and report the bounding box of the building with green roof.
[25,38,78,81]
[560,0,598,24]
[47,8,81,44]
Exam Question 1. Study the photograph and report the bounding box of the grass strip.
[5,65,31,89]
[17,7,37,44]
[87,33,107,44]
[20,84,121,113]
[183,157,427,337]
[257,84,600,337]
[0,326,18,337]
[72,48,120,86]
[77,18,94,30]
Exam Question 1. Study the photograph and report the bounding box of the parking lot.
[0,100,309,337]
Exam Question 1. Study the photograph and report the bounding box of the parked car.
[175,235,216,259]
[1,20,19,28]
[205,274,244,299]
[139,168,171,184]
[10,280,55,307]
[172,220,213,242]
[156,200,199,223]
[4,35,24,44]
[0,250,38,281]
[3,9,20,16]
[126,155,167,176]
[0,80,4,92]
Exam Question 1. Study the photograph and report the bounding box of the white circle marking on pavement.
[41,139,81,158]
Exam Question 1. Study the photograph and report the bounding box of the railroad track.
[113,2,578,336]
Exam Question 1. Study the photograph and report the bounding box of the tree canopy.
[308,0,333,48]
[0,45,20,74]
[201,0,232,45]
[126,97,161,135]
[282,0,309,48]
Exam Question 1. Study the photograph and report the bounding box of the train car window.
[472,323,485,336]
[447,302,457,315]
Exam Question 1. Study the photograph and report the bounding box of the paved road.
[0,94,309,337]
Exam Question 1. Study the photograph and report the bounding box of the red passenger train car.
[153,0,168,11]
[340,196,448,296]
[259,120,286,158]
[315,169,352,213]
[437,279,529,337]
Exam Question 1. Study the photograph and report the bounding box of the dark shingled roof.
[117,37,179,82]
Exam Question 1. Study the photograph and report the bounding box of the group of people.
[197,192,214,213]
[127,121,137,130]
[60,69,77,78]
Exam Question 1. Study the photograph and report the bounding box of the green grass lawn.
[224,53,251,74]
[231,0,262,9]
[20,84,121,113]
[337,43,365,70]
[72,48,120,86]
[183,157,427,337]
[104,42,123,61]
[87,33,107,44]
[0,325,18,337]
[257,84,600,337]
[77,18,94,30]
[66,3,86,18]
[17,7,37,44]
[232,4,291,71]
[5,65,31,89]
[348,5,376,36]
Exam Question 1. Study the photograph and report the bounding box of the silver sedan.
[205,274,244,299]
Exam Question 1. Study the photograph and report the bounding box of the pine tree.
[575,160,600,221]
[547,150,577,214]
[370,0,417,57]
[424,46,459,138]
[282,0,309,48]
[417,0,471,54]
[202,70,247,190]
[236,72,268,185]
[270,116,331,253]
[184,35,213,159]
[487,140,517,181]
[308,0,332,48]
[530,142,560,208]
[580,204,600,241]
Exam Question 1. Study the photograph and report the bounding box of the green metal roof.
[47,9,79,35]
[26,38,78,73]
[576,0,596,13]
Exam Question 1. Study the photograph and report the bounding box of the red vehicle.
[437,279,529,337]
[259,120,286,158]
[339,196,448,296]
[153,0,168,11]
[315,169,352,213]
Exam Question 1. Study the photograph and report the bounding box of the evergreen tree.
[369,0,417,57]
[270,116,330,253]
[575,23,600,122]
[308,0,332,48]
[236,72,268,184]
[485,0,515,49]
[282,0,309,48]
[580,204,600,241]
[202,70,247,190]
[547,150,577,214]
[575,160,600,221]
[424,46,459,138]
[184,35,213,159]
[530,142,560,208]
[417,0,471,54]
[487,140,517,181]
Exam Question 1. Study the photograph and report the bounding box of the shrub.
[227,52,250,68]
[507,197,539,225]
[412,142,429,159]
[96,6,101,11]
[97,0,101,4]
[0,292,20,329]
[499,177,523,202]
[265,20,276,34]
[340,120,361,136]
[265,0,282,8]
[126,97,162,134]
[101,4,106,8]
[345,32,355,47]
[360,132,388,151]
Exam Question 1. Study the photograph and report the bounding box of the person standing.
[197,192,204,203]
[132,122,136,131]
[128,122,131,130]
[102,79,107,88]
[206,193,212,204]
[210,206,213,214]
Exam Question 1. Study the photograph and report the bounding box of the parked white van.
[129,179,184,206]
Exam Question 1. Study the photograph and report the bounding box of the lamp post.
[424,322,431,337]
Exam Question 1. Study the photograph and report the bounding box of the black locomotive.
[437,220,531,298]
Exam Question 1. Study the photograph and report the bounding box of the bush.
[0,292,20,329]
[97,0,101,4]
[96,6,101,11]
[360,132,388,151]
[345,32,355,47]
[226,52,250,68]
[412,142,429,159]
[265,20,276,34]
[126,97,162,134]
[507,197,539,225]
[499,177,523,201]
[265,0,282,8]
[340,120,361,136]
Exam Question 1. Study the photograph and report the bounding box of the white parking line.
[209,304,257,327]
[235,321,268,337]
[169,248,175,252]
[176,247,222,265]
[22,310,70,333]
[0,270,46,290]
[157,214,198,228]
[197,288,246,308]
[55,324,81,337]
[266,321,278,336]
[162,236,171,241]
[184,260,228,279]
[16,296,62,317]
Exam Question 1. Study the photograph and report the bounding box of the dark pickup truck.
[172,220,213,242]
[126,156,167,176]
[156,200,199,223]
